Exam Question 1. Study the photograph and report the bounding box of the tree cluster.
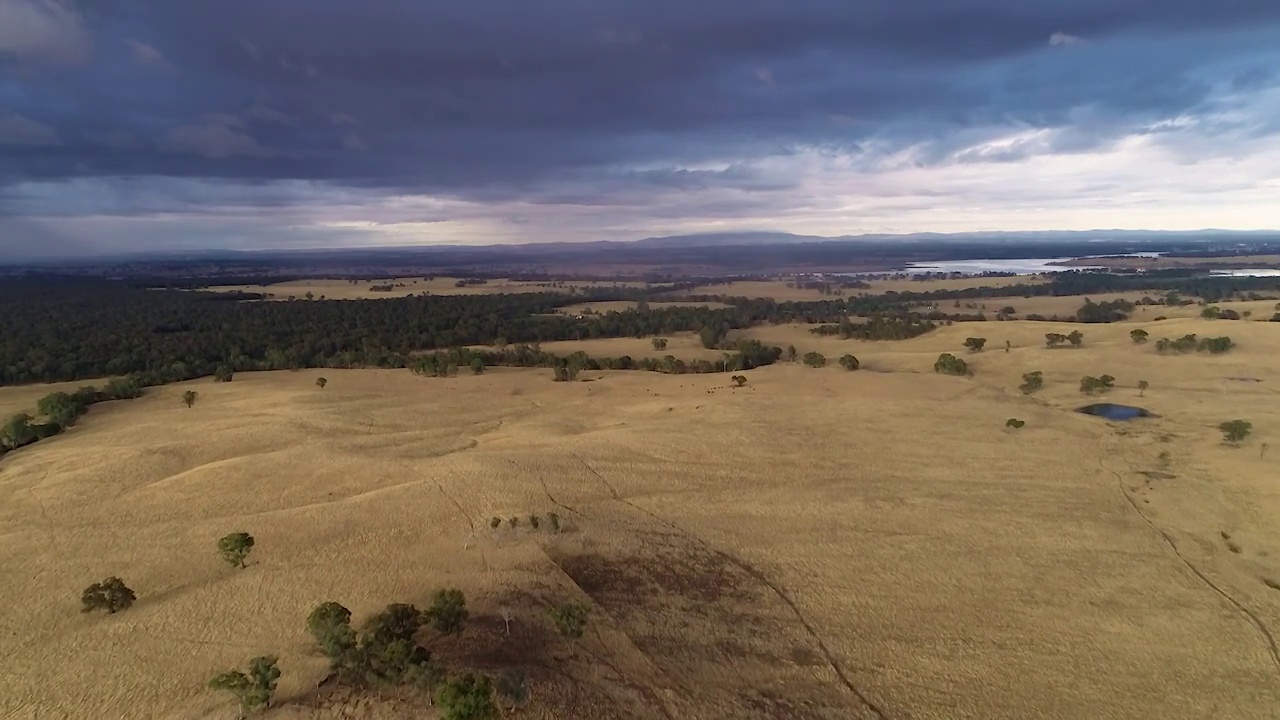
[1153,334,1234,355]
[933,353,969,376]
[1079,375,1116,394]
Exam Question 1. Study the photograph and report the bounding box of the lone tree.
[1005,418,1026,429]
[1138,380,1149,397]
[316,377,328,389]
[838,354,860,371]
[1130,329,1149,344]
[1066,330,1085,348]
[1045,333,1067,348]
[437,673,499,720]
[549,601,590,640]
[209,655,280,718]
[307,601,357,665]
[1019,371,1044,394]
[426,588,469,634]
[81,576,136,614]
[470,358,485,375]
[731,374,747,387]
[1220,420,1252,446]
[651,338,668,351]
[933,353,969,376]
[963,337,987,352]
[217,532,256,568]
[182,390,199,408]
[802,351,827,368]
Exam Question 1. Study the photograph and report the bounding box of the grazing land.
[3,311,1280,719]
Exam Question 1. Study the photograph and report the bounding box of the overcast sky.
[2,0,1279,257]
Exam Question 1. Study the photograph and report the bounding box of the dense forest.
[2,270,1279,386]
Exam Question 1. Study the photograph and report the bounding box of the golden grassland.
[944,295,1280,320]
[206,277,656,301]
[1058,254,1280,269]
[4,318,1280,718]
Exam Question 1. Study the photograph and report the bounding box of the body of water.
[1210,268,1280,277]
[901,257,1102,275]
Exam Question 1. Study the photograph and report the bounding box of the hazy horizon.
[2,1,1279,258]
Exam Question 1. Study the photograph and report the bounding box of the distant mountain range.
[626,229,1280,248]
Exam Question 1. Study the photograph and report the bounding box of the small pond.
[1077,403,1154,421]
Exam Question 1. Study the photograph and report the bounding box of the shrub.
[470,358,485,375]
[489,516,502,530]
[731,374,747,387]
[1045,333,1067,348]
[838,354,860,371]
[307,602,357,664]
[549,601,590,639]
[933,353,969,376]
[209,656,280,717]
[81,577,136,614]
[217,532,255,568]
[963,337,987,352]
[214,364,235,382]
[316,377,328,389]
[1220,420,1252,445]
[437,673,499,720]
[103,375,143,400]
[0,413,36,451]
[427,589,469,634]
[1080,375,1115,394]
[1018,371,1044,394]
[1201,306,1222,319]
[1005,418,1026,429]
[802,351,826,368]
[651,338,668,351]
[182,390,199,408]
[1130,329,1149,344]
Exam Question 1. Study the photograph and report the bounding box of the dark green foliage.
[1154,334,1233,355]
[838,354,860,371]
[1130,329,1149,344]
[651,338,668,351]
[214,364,235,382]
[549,601,590,639]
[1198,336,1234,354]
[1080,375,1116,394]
[802,351,826,368]
[363,603,424,645]
[307,602,358,665]
[1,413,36,451]
[933,353,969,376]
[103,375,143,400]
[37,391,84,426]
[209,655,280,717]
[217,532,255,568]
[808,316,936,341]
[1220,420,1252,445]
[182,390,199,408]
[1066,330,1084,347]
[1005,418,1026,429]
[81,576,136,614]
[1076,298,1134,323]
[1019,371,1044,394]
[730,374,747,386]
[437,673,499,720]
[469,358,485,374]
[1045,333,1068,348]
[426,589,468,634]
[316,376,328,389]
[963,337,987,352]
[495,668,529,709]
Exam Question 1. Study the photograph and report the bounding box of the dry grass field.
[206,277,655,301]
[4,317,1280,719]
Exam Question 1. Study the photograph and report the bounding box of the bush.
[217,532,255,568]
[214,364,235,382]
[1080,375,1115,394]
[963,337,987,352]
[731,374,747,386]
[307,602,358,664]
[470,358,484,374]
[81,577,136,614]
[437,673,499,720]
[426,589,469,634]
[316,377,328,389]
[1005,418,1026,429]
[1044,333,1067,348]
[549,601,590,639]
[182,390,199,408]
[838,354,860,371]
[1130,329,1149,344]
[209,656,280,717]
[933,353,969,376]
[1018,371,1044,394]
[1220,420,1252,445]
[651,338,668,351]
[802,351,826,368]
[0,413,36,451]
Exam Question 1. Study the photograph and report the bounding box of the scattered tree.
[217,532,256,568]
[1045,333,1067,348]
[307,602,357,666]
[508,516,520,529]
[1080,375,1116,394]
[470,357,485,374]
[549,601,590,640]
[182,390,199,408]
[963,337,987,352]
[1130,329,1149,344]
[802,351,826,368]
[731,374,747,387]
[489,516,502,530]
[528,514,541,529]
[1,413,36,451]
[1005,418,1026,429]
[81,576,136,614]
[427,589,469,634]
[1138,380,1149,397]
[651,338,668,351]
[786,345,798,362]
[1220,419,1252,446]
[209,655,280,718]
[437,673,499,720]
[1019,371,1044,394]
[838,354,860,371]
[1066,330,1084,348]
[316,377,328,389]
[933,353,969,376]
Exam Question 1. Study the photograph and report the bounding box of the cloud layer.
[2,0,1279,256]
